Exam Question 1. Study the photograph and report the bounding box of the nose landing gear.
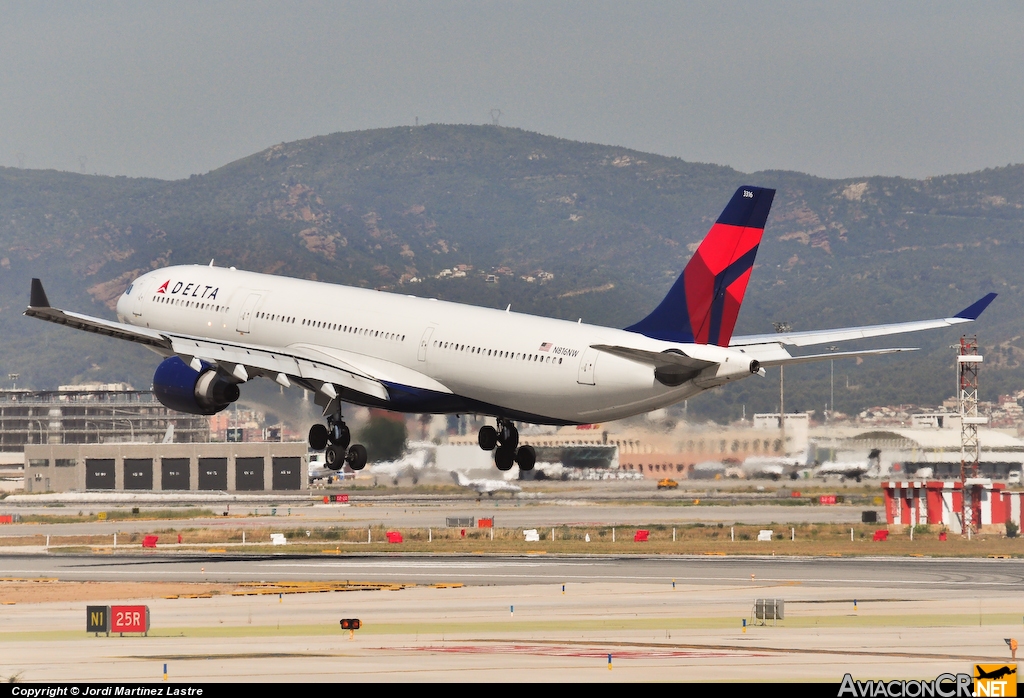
[309,410,367,471]
[478,418,535,472]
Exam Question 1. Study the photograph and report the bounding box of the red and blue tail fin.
[625,185,775,346]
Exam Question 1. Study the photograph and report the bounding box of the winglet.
[954,293,997,320]
[30,279,50,308]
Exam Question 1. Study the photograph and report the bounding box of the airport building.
[23,442,308,493]
[446,415,808,479]
[0,384,209,451]
[811,412,1024,480]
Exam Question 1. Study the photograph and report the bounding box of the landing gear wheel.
[308,424,329,450]
[515,444,536,472]
[325,444,343,470]
[478,425,498,451]
[496,418,519,451]
[346,444,368,471]
[495,446,515,471]
[329,422,351,452]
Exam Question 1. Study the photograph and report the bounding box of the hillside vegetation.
[2,125,1022,422]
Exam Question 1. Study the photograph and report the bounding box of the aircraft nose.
[115,285,130,320]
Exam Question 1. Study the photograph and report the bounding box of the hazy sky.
[2,1,1022,181]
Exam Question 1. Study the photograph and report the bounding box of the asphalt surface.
[3,553,1023,593]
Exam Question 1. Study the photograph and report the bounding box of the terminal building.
[24,442,308,493]
[0,383,311,494]
[0,384,209,450]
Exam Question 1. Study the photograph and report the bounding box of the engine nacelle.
[152,356,240,415]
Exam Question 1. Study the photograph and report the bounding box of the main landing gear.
[478,418,535,472]
[308,411,367,471]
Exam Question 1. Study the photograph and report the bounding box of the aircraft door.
[236,293,262,334]
[577,348,598,385]
[417,326,435,362]
[131,279,151,317]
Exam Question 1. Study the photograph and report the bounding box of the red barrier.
[872,530,889,542]
[142,535,158,548]
[634,530,649,542]
[386,531,403,544]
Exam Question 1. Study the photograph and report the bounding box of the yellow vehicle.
[657,478,678,490]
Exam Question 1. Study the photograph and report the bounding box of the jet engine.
[152,356,240,415]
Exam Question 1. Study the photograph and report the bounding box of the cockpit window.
[126,283,134,295]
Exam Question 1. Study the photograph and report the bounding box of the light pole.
[8,373,18,390]
[827,345,838,420]
[118,419,135,442]
[773,322,792,453]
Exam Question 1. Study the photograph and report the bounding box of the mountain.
[1,125,1022,422]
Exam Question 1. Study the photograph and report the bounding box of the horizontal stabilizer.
[591,344,716,371]
[592,344,717,386]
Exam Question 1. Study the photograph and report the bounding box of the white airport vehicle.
[24,187,996,473]
[308,452,351,483]
[450,471,522,496]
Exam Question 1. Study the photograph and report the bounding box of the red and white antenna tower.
[957,335,985,534]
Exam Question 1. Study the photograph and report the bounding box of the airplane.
[369,441,435,484]
[816,449,883,482]
[450,470,522,496]
[23,186,997,473]
[975,665,1016,681]
[740,455,808,481]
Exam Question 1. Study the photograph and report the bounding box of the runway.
[3,553,1023,592]
[1,553,1022,683]
[1,495,1018,682]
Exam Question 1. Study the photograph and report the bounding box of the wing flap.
[754,346,917,368]
[289,343,453,395]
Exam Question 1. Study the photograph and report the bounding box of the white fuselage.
[116,265,753,424]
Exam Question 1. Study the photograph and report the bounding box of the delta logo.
[156,280,220,301]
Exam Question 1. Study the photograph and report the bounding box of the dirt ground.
[0,580,239,604]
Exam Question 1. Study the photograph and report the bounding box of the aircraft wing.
[25,280,172,350]
[730,293,996,348]
[748,346,918,368]
[168,336,391,401]
[24,278,453,404]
